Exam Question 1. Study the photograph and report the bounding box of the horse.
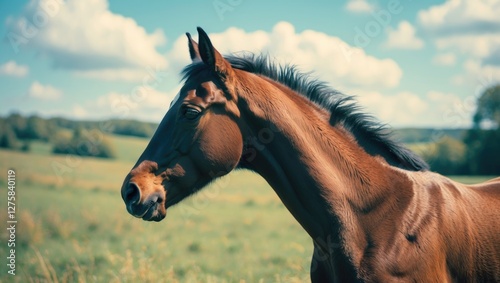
[121,27,500,282]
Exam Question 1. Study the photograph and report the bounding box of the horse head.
[121,28,242,221]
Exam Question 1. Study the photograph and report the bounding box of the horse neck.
[236,73,410,242]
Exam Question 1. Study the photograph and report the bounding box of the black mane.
[182,54,429,171]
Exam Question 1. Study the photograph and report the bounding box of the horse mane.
[182,53,429,171]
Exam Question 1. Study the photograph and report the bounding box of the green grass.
[24,134,149,162]
[0,141,495,282]
[28,141,53,156]
[111,134,150,163]
[0,147,311,282]
[446,175,497,184]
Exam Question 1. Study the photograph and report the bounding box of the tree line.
[0,114,157,159]
[422,84,500,175]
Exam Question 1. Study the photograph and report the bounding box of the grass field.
[0,135,495,282]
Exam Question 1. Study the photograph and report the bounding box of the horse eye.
[184,107,201,120]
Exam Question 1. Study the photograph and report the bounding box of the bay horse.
[121,27,500,282]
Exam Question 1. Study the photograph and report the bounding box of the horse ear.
[186,32,200,61]
[196,27,234,81]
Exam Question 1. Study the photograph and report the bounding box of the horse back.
[471,176,500,195]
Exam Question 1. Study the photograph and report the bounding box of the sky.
[0,0,499,128]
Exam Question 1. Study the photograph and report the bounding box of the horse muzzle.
[122,181,167,222]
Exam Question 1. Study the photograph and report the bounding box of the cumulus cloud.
[418,0,500,65]
[425,90,474,127]
[74,68,150,82]
[345,0,375,13]
[72,105,88,119]
[356,89,468,127]
[483,49,500,66]
[434,34,500,60]
[97,88,167,110]
[0,60,29,77]
[385,21,424,50]
[357,90,428,126]
[418,0,500,88]
[170,22,402,89]
[9,0,167,81]
[452,59,500,87]
[27,81,62,100]
[63,22,404,122]
[432,52,456,66]
[418,0,500,35]
[93,86,180,122]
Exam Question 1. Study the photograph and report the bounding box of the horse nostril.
[124,182,141,205]
[149,193,163,204]
[156,194,164,204]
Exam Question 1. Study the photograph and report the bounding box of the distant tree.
[94,136,116,158]
[110,120,156,137]
[464,129,500,175]
[52,128,116,159]
[52,130,73,155]
[6,113,27,138]
[464,84,500,175]
[49,117,76,130]
[5,114,54,141]
[0,122,20,150]
[24,115,52,141]
[473,84,500,128]
[424,137,466,175]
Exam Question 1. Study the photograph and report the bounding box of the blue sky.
[1,0,499,128]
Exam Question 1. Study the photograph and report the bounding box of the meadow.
[0,135,493,282]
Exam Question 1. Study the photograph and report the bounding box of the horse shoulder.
[372,172,447,279]
[374,171,492,281]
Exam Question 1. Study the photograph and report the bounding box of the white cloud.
[432,52,456,66]
[357,90,428,126]
[9,0,167,81]
[433,34,500,60]
[452,59,500,87]
[0,60,29,77]
[27,81,62,100]
[97,88,165,111]
[418,0,500,33]
[418,0,500,65]
[74,68,149,82]
[94,86,180,122]
[425,90,473,127]
[72,105,88,119]
[418,0,500,90]
[385,21,424,50]
[171,22,402,89]
[356,89,469,127]
[345,0,375,13]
